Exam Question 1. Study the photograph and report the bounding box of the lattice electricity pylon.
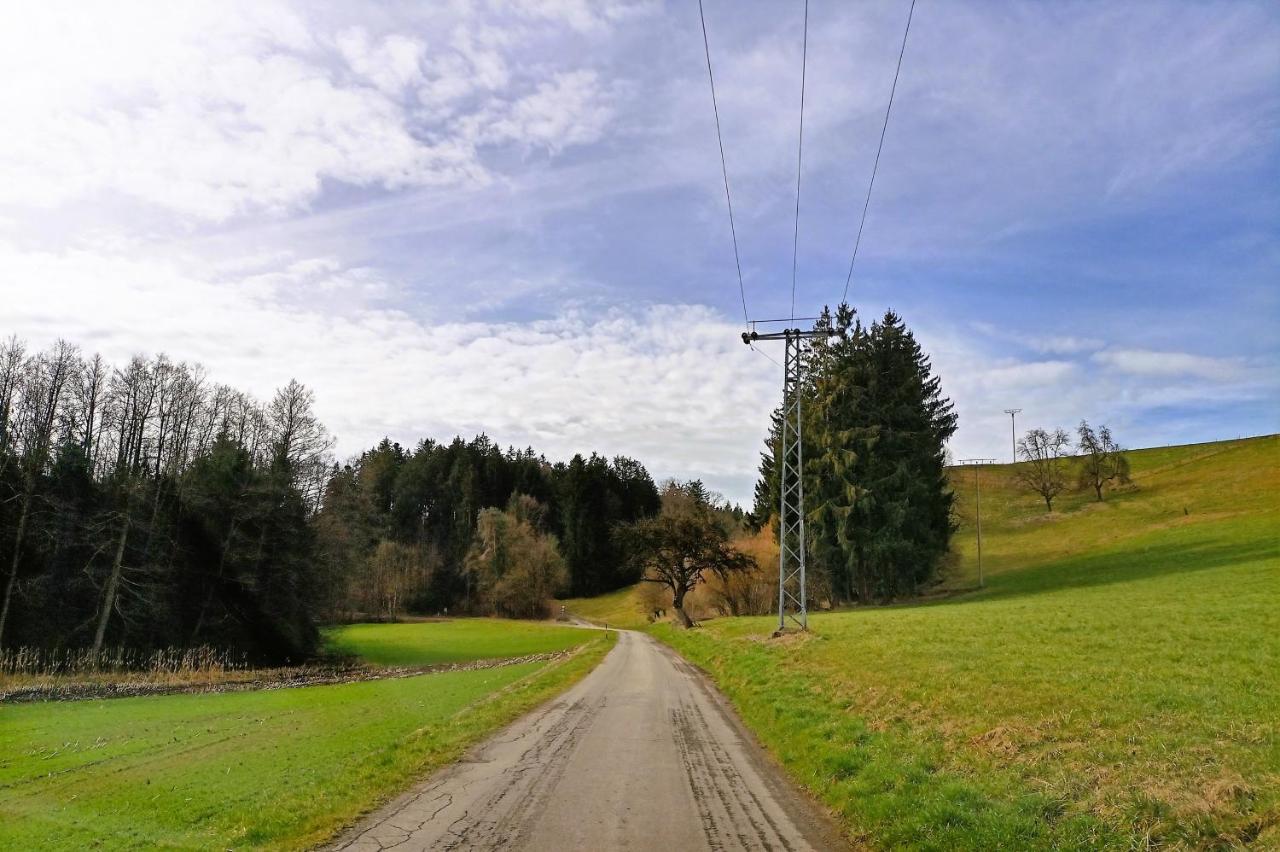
[743,320,834,632]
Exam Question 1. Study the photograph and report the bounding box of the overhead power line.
[697,0,749,325]
[790,0,810,321]
[840,0,917,306]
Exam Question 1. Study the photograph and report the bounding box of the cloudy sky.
[2,0,1277,503]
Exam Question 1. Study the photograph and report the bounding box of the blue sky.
[1,0,1276,503]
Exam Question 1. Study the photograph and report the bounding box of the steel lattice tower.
[743,322,832,632]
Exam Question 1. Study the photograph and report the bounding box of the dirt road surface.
[331,629,847,851]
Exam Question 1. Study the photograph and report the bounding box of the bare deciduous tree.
[1015,427,1072,512]
[0,340,78,646]
[1076,421,1130,501]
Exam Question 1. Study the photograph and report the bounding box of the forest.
[313,435,665,621]
[0,337,665,662]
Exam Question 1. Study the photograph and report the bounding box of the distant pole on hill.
[960,458,997,588]
[1003,409,1022,463]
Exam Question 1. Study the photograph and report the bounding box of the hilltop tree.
[1076,421,1130,501]
[1016,427,1072,511]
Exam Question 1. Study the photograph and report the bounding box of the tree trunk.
[1094,483,1104,501]
[0,496,31,647]
[1044,494,1053,512]
[191,517,238,643]
[672,585,695,628]
[92,513,130,656]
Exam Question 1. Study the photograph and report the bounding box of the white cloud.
[335,28,427,96]
[1091,349,1248,381]
[462,70,615,154]
[0,0,1274,500]
[507,0,656,34]
[0,2,484,221]
[971,322,1105,355]
[917,320,1279,465]
[0,1,631,224]
[0,242,776,498]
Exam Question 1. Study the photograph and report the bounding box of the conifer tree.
[759,306,957,604]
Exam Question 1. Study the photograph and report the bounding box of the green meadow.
[0,620,610,850]
[323,618,592,666]
[644,436,1278,849]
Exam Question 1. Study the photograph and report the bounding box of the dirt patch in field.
[0,651,569,703]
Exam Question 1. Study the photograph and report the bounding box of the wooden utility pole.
[959,458,997,588]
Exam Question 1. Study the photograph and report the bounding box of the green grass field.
[324,618,592,665]
[1,620,611,850]
[648,435,1279,849]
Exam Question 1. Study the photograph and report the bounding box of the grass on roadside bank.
[559,585,653,630]
[0,624,613,851]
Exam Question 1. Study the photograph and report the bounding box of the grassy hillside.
[648,435,1279,849]
[1,621,613,850]
[560,584,653,630]
[944,435,1278,595]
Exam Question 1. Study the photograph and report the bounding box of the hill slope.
[586,435,1280,848]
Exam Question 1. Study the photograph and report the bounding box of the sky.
[1,0,1277,505]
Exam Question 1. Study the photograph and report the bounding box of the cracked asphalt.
[329,629,847,851]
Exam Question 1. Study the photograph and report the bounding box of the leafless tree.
[0,337,26,463]
[1076,421,1130,501]
[90,356,159,654]
[1015,427,1072,512]
[0,340,79,646]
[73,353,109,469]
[267,380,334,512]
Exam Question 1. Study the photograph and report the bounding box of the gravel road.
[330,629,847,851]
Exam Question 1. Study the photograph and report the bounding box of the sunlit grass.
[323,618,591,666]
[650,435,1279,849]
[559,584,652,630]
[1,622,613,850]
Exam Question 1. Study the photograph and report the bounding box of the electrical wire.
[698,0,749,326]
[750,343,783,368]
[840,0,917,306]
[790,0,809,320]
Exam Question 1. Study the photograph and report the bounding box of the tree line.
[0,337,667,660]
[750,307,958,605]
[0,338,332,661]
[313,435,662,621]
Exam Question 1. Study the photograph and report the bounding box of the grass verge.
[0,626,614,850]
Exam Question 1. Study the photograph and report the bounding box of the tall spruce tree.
[762,306,957,604]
